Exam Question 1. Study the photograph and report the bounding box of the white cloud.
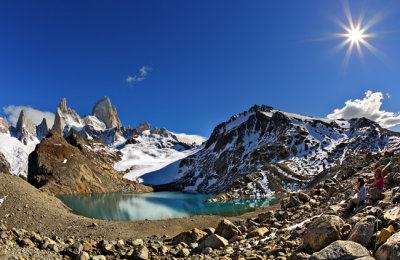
[125,66,152,84]
[3,105,55,127]
[327,90,400,128]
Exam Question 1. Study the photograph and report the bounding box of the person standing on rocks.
[345,177,366,212]
[368,168,385,201]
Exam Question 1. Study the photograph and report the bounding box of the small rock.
[178,248,191,257]
[77,251,90,260]
[19,238,35,248]
[131,238,144,247]
[92,256,107,260]
[134,246,149,260]
[202,247,213,254]
[199,234,229,250]
[215,219,241,240]
[172,228,208,245]
[66,242,83,256]
[247,227,269,238]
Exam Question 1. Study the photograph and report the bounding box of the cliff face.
[91,96,122,129]
[28,130,153,195]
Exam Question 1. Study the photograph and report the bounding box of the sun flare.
[334,2,380,64]
[347,27,364,43]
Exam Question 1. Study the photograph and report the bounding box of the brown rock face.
[27,130,152,195]
[0,152,10,174]
[91,96,122,129]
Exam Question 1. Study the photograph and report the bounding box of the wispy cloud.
[3,105,55,127]
[327,90,400,128]
[125,66,152,85]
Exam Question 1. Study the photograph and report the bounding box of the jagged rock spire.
[16,109,36,145]
[53,98,67,134]
[91,96,122,129]
[36,118,49,140]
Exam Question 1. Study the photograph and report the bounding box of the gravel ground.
[0,173,278,243]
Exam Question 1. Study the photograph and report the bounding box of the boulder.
[172,228,208,245]
[199,234,228,250]
[307,240,374,260]
[347,215,376,247]
[215,219,241,240]
[303,215,344,252]
[375,232,400,260]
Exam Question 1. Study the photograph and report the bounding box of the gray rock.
[307,240,373,260]
[215,219,241,240]
[134,246,149,260]
[375,232,400,260]
[91,96,122,129]
[66,242,83,256]
[347,215,376,247]
[303,215,344,252]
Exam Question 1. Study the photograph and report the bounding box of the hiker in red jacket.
[368,168,385,201]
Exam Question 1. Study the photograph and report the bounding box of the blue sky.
[1,0,400,136]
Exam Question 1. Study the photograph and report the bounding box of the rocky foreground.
[2,151,400,259]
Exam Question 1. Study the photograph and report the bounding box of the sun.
[347,27,364,43]
[334,1,380,64]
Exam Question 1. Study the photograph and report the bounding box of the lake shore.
[0,173,280,241]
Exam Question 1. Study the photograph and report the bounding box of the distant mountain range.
[158,105,400,198]
[1,99,399,197]
[0,96,205,178]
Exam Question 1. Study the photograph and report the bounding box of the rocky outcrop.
[91,96,121,129]
[308,240,374,260]
[36,118,49,140]
[27,130,152,195]
[303,215,345,251]
[53,98,84,135]
[0,116,10,134]
[0,152,10,174]
[15,109,37,145]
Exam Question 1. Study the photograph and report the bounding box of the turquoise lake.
[58,192,277,221]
